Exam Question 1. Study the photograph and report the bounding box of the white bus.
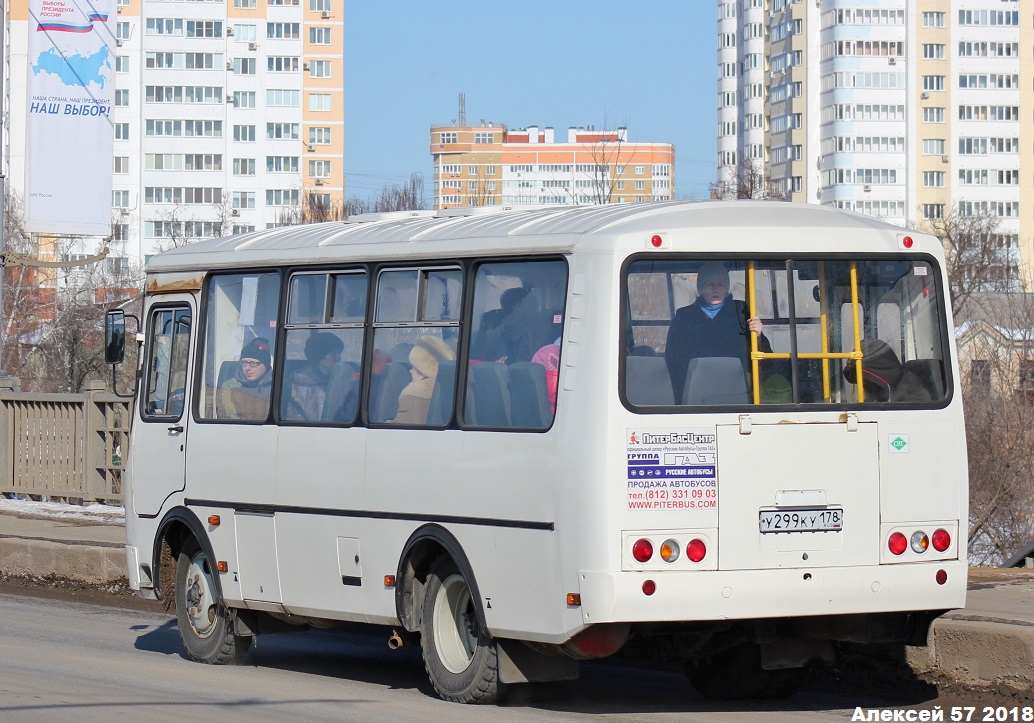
[109,201,967,703]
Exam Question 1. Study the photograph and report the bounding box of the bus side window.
[371,267,461,427]
[464,259,567,430]
[197,272,281,423]
[142,306,191,420]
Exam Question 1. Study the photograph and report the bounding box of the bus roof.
[145,200,917,274]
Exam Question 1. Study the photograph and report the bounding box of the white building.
[4,0,344,273]
[717,0,1031,285]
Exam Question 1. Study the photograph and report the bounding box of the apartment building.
[718,0,1032,286]
[4,0,344,271]
[429,124,675,210]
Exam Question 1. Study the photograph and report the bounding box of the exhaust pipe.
[388,629,405,650]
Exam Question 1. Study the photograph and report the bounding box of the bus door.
[135,296,195,516]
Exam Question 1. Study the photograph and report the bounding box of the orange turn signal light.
[566,593,581,606]
[208,515,221,526]
[217,561,227,573]
[384,575,396,588]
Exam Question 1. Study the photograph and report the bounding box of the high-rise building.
[717,0,1031,285]
[4,0,344,271]
[429,124,675,209]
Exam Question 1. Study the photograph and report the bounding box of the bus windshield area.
[624,257,949,408]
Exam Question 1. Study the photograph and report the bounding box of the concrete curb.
[908,616,1034,689]
[0,536,127,584]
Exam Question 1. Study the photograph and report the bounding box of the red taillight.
[936,569,948,585]
[932,528,951,552]
[888,532,907,555]
[902,235,914,249]
[632,538,653,563]
[650,234,663,248]
[642,579,656,595]
[687,538,707,563]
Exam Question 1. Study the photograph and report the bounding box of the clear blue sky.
[343,2,718,203]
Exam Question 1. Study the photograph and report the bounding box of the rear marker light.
[642,580,656,596]
[936,569,948,585]
[632,538,653,563]
[208,515,220,526]
[687,538,707,563]
[910,531,930,554]
[902,235,914,249]
[217,561,227,573]
[383,575,396,588]
[932,528,951,552]
[888,532,907,556]
[650,234,663,248]
[660,539,680,563]
[566,593,581,606]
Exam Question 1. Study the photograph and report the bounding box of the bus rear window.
[623,257,949,408]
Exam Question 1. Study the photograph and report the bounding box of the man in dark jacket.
[664,262,772,403]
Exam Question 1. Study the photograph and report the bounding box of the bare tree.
[710,157,786,201]
[958,292,1034,564]
[919,204,1014,317]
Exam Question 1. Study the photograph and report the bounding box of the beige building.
[718,0,1032,287]
[429,124,675,210]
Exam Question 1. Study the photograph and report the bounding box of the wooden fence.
[0,377,129,504]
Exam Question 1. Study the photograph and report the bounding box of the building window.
[232,191,255,209]
[186,20,222,38]
[267,89,300,107]
[922,139,945,155]
[113,190,129,207]
[309,160,331,178]
[922,203,944,220]
[233,24,257,41]
[114,123,129,140]
[922,171,945,188]
[267,123,300,140]
[635,181,645,191]
[234,0,256,7]
[922,11,945,27]
[439,132,457,144]
[308,60,331,78]
[266,156,299,173]
[309,93,331,111]
[233,91,256,109]
[634,166,644,175]
[266,189,300,206]
[922,44,945,60]
[267,56,299,73]
[115,89,129,106]
[233,158,256,176]
[115,56,129,73]
[233,125,256,142]
[267,22,300,39]
[113,157,129,174]
[474,132,494,144]
[116,21,130,40]
[309,127,331,144]
[922,75,945,92]
[923,107,944,123]
[309,27,331,44]
[233,58,256,75]
[310,0,331,10]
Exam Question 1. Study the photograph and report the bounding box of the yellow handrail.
[748,262,760,404]
[850,261,864,402]
[819,262,830,401]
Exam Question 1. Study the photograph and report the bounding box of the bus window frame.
[139,301,193,423]
[191,267,283,426]
[618,251,954,415]
[277,265,371,427]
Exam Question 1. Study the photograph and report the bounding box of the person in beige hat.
[392,335,455,424]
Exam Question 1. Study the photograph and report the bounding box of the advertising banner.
[25,0,116,236]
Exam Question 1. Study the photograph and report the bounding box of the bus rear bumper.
[577,561,967,625]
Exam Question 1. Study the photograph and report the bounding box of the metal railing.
[0,377,129,504]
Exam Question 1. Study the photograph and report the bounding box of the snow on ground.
[0,497,124,525]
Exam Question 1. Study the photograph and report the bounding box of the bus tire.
[420,556,503,704]
[175,536,251,665]
[684,643,800,700]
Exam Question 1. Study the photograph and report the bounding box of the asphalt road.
[0,590,980,722]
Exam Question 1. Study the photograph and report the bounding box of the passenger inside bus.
[843,338,934,403]
[219,337,273,420]
[664,262,771,404]
[392,335,455,424]
[283,332,344,421]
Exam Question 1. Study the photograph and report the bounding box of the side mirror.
[105,309,126,364]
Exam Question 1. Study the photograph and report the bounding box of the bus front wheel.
[420,556,503,704]
[175,537,251,665]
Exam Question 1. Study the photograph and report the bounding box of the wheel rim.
[433,573,478,674]
[184,551,218,639]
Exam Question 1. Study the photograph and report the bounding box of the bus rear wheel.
[175,537,251,665]
[420,556,503,704]
[685,642,801,700]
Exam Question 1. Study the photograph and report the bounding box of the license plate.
[759,508,843,534]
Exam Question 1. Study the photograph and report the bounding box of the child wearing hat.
[391,335,455,424]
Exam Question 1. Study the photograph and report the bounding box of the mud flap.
[497,639,580,684]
